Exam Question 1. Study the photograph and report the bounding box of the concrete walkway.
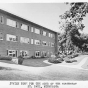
[44,57,88,70]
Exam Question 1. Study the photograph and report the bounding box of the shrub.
[63,57,77,63]
[48,57,63,64]
[0,56,12,61]
[18,56,24,65]
[71,53,79,58]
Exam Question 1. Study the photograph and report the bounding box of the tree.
[58,2,88,55]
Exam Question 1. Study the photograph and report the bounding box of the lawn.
[22,58,51,67]
[0,55,88,80]
[0,58,51,67]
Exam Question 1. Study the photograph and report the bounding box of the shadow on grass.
[0,67,13,70]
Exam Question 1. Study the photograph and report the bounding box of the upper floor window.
[20,37,30,44]
[35,40,40,45]
[35,28,40,34]
[42,41,47,46]
[49,33,51,37]
[6,34,18,42]
[31,39,34,44]
[43,31,47,36]
[21,24,28,31]
[51,43,54,47]
[48,33,55,38]
[0,32,3,40]
[31,27,34,32]
[0,16,4,24]
[7,19,16,27]
[16,22,19,28]
[51,34,53,38]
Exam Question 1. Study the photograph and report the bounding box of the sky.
[0,3,88,33]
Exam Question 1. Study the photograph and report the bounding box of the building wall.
[0,10,58,58]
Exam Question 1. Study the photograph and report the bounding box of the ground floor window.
[42,51,47,57]
[7,50,17,57]
[35,51,41,57]
[20,50,29,57]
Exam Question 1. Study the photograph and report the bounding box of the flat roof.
[0,9,57,33]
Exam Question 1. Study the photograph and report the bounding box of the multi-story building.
[0,9,58,58]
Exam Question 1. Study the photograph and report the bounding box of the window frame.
[34,39,40,45]
[31,39,34,44]
[6,34,18,42]
[21,23,28,31]
[20,37,30,44]
[35,51,41,57]
[42,41,47,46]
[43,31,47,36]
[35,28,40,34]
[20,50,29,57]
[6,18,16,27]
[7,50,17,57]
[0,16,4,24]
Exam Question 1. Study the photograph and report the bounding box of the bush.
[0,56,12,61]
[71,53,79,58]
[48,57,63,64]
[18,56,24,65]
[63,57,77,63]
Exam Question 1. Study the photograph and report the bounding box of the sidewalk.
[44,56,88,70]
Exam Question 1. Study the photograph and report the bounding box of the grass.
[0,58,51,67]
[22,58,51,67]
[0,55,88,80]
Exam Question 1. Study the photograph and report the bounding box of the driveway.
[0,55,88,80]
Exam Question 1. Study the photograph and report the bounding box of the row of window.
[0,16,55,38]
[6,34,55,47]
[7,50,53,57]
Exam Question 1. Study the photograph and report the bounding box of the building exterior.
[0,9,58,58]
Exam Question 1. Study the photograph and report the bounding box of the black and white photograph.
[0,1,88,87]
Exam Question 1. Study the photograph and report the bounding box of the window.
[6,34,18,42]
[7,19,16,27]
[21,24,28,31]
[35,51,41,57]
[20,50,28,57]
[0,32,3,40]
[35,40,40,45]
[51,34,53,38]
[43,31,46,36]
[42,41,47,46]
[35,28,40,34]
[51,43,54,47]
[31,39,33,44]
[7,50,17,57]
[0,16,4,24]
[20,37,30,44]
[49,33,51,37]
[42,51,47,57]
[31,27,34,32]
[16,22,19,28]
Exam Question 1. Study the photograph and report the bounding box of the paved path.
[44,56,88,70]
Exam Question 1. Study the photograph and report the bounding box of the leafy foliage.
[58,2,88,55]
